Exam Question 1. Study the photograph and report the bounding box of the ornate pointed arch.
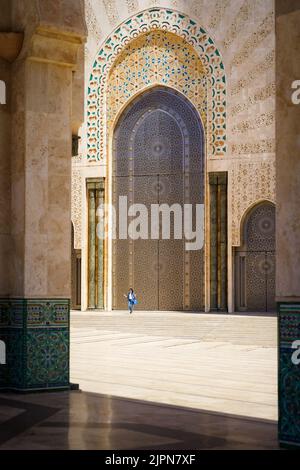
[86,7,226,162]
[238,199,276,247]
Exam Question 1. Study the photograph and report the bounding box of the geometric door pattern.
[235,202,276,312]
[112,87,204,311]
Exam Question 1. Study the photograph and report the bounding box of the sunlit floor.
[70,310,278,421]
[0,311,278,450]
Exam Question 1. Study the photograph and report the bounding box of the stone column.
[96,181,105,309]
[0,18,86,390]
[209,173,228,311]
[88,183,96,309]
[0,31,23,389]
[0,34,23,376]
[0,59,11,300]
[87,179,105,310]
[0,59,10,384]
[219,178,228,310]
[276,1,300,447]
[209,175,218,309]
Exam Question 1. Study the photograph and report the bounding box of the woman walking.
[124,288,137,314]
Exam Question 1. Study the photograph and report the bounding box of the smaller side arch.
[238,199,276,248]
[234,201,276,313]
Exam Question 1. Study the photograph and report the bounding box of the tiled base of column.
[0,299,70,391]
[278,302,300,447]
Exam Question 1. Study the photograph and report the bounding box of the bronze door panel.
[112,87,205,311]
[235,203,276,313]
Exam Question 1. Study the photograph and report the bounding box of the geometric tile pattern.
[0,299,70,391]
[107,30,207,137]
[86,7,226,162]
[278,303,300,447]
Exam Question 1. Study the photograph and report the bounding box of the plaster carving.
[230,50,274,96]
[230,12,274,69]
[209,0,231,30]
[223,0,254,50]
[103,0,120,27]
[126,0,138,14]
[230,83,275,116]
[232,111,274,134]
[71,169,82,249]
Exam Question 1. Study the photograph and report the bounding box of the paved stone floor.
[71,311,278,421]
[0,311,279,450]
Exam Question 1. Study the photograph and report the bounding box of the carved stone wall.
[71,168,82,250]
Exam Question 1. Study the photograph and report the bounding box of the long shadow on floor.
[0,391,279,450]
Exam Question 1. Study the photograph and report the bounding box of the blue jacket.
[127,292,136,304]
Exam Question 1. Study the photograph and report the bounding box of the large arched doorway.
[112,87,204,311]
[235,202,276,312]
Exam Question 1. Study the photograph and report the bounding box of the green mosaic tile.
[279,303,300,447]
[0,299,70,391]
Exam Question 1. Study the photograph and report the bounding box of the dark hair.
[129,288,134,293]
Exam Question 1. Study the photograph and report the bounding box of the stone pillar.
[276,0,300,447]
[71,222,82,310]
[209,177,217,309]
[88,182,96,309]
[96,182,105,309]
[219,179,228,310]
[0,31,23,389]
[87,179,105,310]
[0,32,23,300]
[209,173,228,311]
[0,14,86,390]
[0,59,11,300]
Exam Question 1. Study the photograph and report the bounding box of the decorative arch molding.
[106,30,207,142]
[86,7,226,162]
